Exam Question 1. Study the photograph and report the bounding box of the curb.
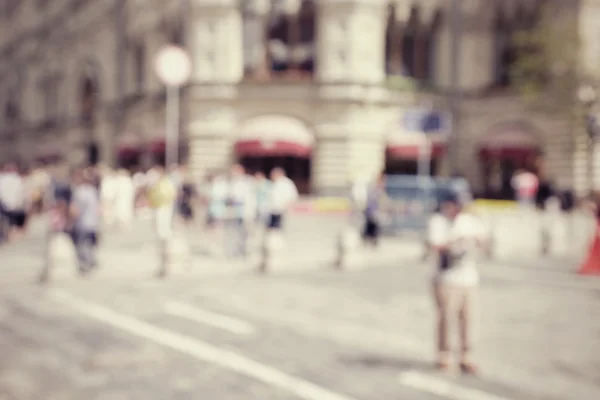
[291,198,518,214]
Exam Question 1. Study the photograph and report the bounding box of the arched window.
[242,0,316,80]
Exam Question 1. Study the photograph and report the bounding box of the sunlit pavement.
[1,215,599,400]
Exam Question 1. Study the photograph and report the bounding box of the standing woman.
[363,174,386,248]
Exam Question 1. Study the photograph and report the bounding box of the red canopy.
[234,139,312,157]
[386,143,446,159]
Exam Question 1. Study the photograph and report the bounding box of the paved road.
[1,214,599,399]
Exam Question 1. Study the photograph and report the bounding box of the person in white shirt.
[205,172,228,227]
[0,164,9,243]
[224,164,254,257]
[0,164,28,241]
[114,169,135,228]
[428,193,487,374]
[100,168,118,225]
[266,167,299,230]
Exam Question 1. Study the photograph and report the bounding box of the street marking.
[398,370,514,400]
[163,301,256,336]
[51,290,357,400]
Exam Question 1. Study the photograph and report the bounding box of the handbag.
[439,250,454,271]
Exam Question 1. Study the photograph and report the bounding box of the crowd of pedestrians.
[0,160,300,277]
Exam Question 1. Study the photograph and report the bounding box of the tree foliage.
[510,1,582,114]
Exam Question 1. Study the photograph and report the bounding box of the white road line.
[50,290,357,400]
[163,301,256,336]
[398,370,514,400]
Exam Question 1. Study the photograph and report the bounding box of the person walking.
[148,165,177,276]
[100,168,118,226]
[114,169,135,228]
[254,171,271,225]
[224,164,254,258]
[362,174,386,248]
[70,170,101,274]
[38,197,72,283]
[428,193,487,374]
[0,164,28,242]
[0,164,8,244]
[265,167,298,231]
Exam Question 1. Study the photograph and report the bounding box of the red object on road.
[578,223,600,275]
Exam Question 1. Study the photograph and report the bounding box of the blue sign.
[402,109,451,134]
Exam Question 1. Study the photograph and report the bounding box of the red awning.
[478,121,540,160]
[118,147,142,158]
[149,140,166,153]
[235,139,312,157]
[235,115,314,158]
[386,143,445,159]
[478,147,536,159]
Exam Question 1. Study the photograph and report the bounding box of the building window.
[242,0,316,80]
[130,42,145,93]
[4,99,19,122]
[493,15,514,87]
[386,6,440,83]
[492,4,544,89]
[80,77,97,126]
[39,74,60,122]
[170,25,185,45]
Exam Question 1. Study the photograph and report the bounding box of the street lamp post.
[448,0,463,175]
[154,45,192,168]
[578,85,599,195]
[153,45,192,279]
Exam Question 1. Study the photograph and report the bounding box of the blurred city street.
[1,212,600,400]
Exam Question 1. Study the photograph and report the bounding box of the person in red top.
[511,168,539,208]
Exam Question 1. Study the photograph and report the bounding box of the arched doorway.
[235,115,313,194]
[79,73,100,165]
[118,132,143,170]
[478,121,542,199]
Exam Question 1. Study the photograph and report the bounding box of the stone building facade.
[0,0,598,197]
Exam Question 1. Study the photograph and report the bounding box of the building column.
[187,100,238,180]
[187,0,243,180]
[432,10,495,91]
[312,105,386,194]
[312,0,387,194]
[316,0,387,85]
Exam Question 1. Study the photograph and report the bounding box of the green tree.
[510,1,583,115]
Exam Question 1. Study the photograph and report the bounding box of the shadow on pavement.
[338,353,434,373]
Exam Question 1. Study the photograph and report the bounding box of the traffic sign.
[402,109,452,135]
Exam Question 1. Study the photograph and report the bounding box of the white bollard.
[334,228,362,269]
[259,230,286,273]
[39,232,77,283]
